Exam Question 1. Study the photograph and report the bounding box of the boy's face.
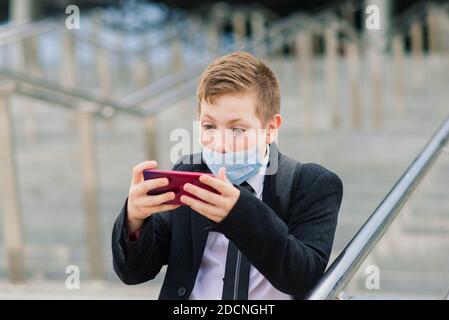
[199,92,281,157]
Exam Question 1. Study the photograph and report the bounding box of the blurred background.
[0,0,448,299]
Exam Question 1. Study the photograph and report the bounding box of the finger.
[183,183,226,207]
[198,174,232,196]
[135,177,169,195]
[131,161,158,186]
[217,167,230,183]
[140,191,176,207]
[180,195,220,217]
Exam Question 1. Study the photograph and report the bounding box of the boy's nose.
[211,140,228,154]
[211,130,233,153]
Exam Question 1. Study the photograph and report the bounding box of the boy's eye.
[202,124,215,130]
[232,128,246,135]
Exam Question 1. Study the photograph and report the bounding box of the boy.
[112,51,343,299]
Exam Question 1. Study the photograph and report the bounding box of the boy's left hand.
[180,167,240,223]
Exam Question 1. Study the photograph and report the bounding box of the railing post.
[22,35,43,77]
[369,49,383,128]
[133,52,150,89]
[9,0,33,24]
[346,41,362,129]
[114,30,126,82]
[61,30,77,89]
[0,80,25,283]
[232,11,247,48]
[90,22,116,133]
[441,11,449,55]
[250,11,266,57]
[426,7,439,54]
[207,21,220,54]
[296,30,313,134]
[142,116,158,162]
[392,34,405,115]
[325,23,339,128]
[96,47,112,98]
[171,37,183,72]
[187,15,202,53]
[409,21,424,86]
[61,30,78,132]
[22,35,43,143]
[77,103,104,280]
[96,45,116,131]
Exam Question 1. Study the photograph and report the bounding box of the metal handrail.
[444,286,449,300]
[0,7,297,113]
[83,4,285,56]
[119,14,301,110]
[0,4,281,57]
[0,7,356,119]
[119,10,304,106]
[307,115,449,300]
[0,15,191,55]
[0,19,56,46]
[0,12,306,116]
[0,11,296,114]
[121,10,354,111]
[0,11,304,116]
[0,68,143,118]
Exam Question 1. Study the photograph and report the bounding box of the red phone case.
[143,169,218,205]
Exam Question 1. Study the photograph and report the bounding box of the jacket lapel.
[262,144,284,220]
[191,207,213,280]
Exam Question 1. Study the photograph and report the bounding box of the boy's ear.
[265,114,282,144]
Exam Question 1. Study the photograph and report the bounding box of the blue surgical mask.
[202,145,267,185]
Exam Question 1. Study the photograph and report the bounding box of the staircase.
[0,2,448,299]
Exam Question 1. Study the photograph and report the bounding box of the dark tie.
[221,181,254,300]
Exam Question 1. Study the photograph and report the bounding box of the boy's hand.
[180,167,240,223]
[127,161,180,233]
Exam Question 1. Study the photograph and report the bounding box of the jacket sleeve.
[211,166,343,298]
[111,161,183,285]
[111,198,173,285]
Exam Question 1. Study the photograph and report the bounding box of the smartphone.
[143,169,218,205]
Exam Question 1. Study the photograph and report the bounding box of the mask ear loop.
[265,126,270,157]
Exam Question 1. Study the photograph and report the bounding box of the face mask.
[201,145,267,185]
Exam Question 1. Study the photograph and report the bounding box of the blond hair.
[197,51,280,124]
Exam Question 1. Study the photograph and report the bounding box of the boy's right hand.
[127,161,180,233]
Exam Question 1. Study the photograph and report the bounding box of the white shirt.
[189,146,292,300]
